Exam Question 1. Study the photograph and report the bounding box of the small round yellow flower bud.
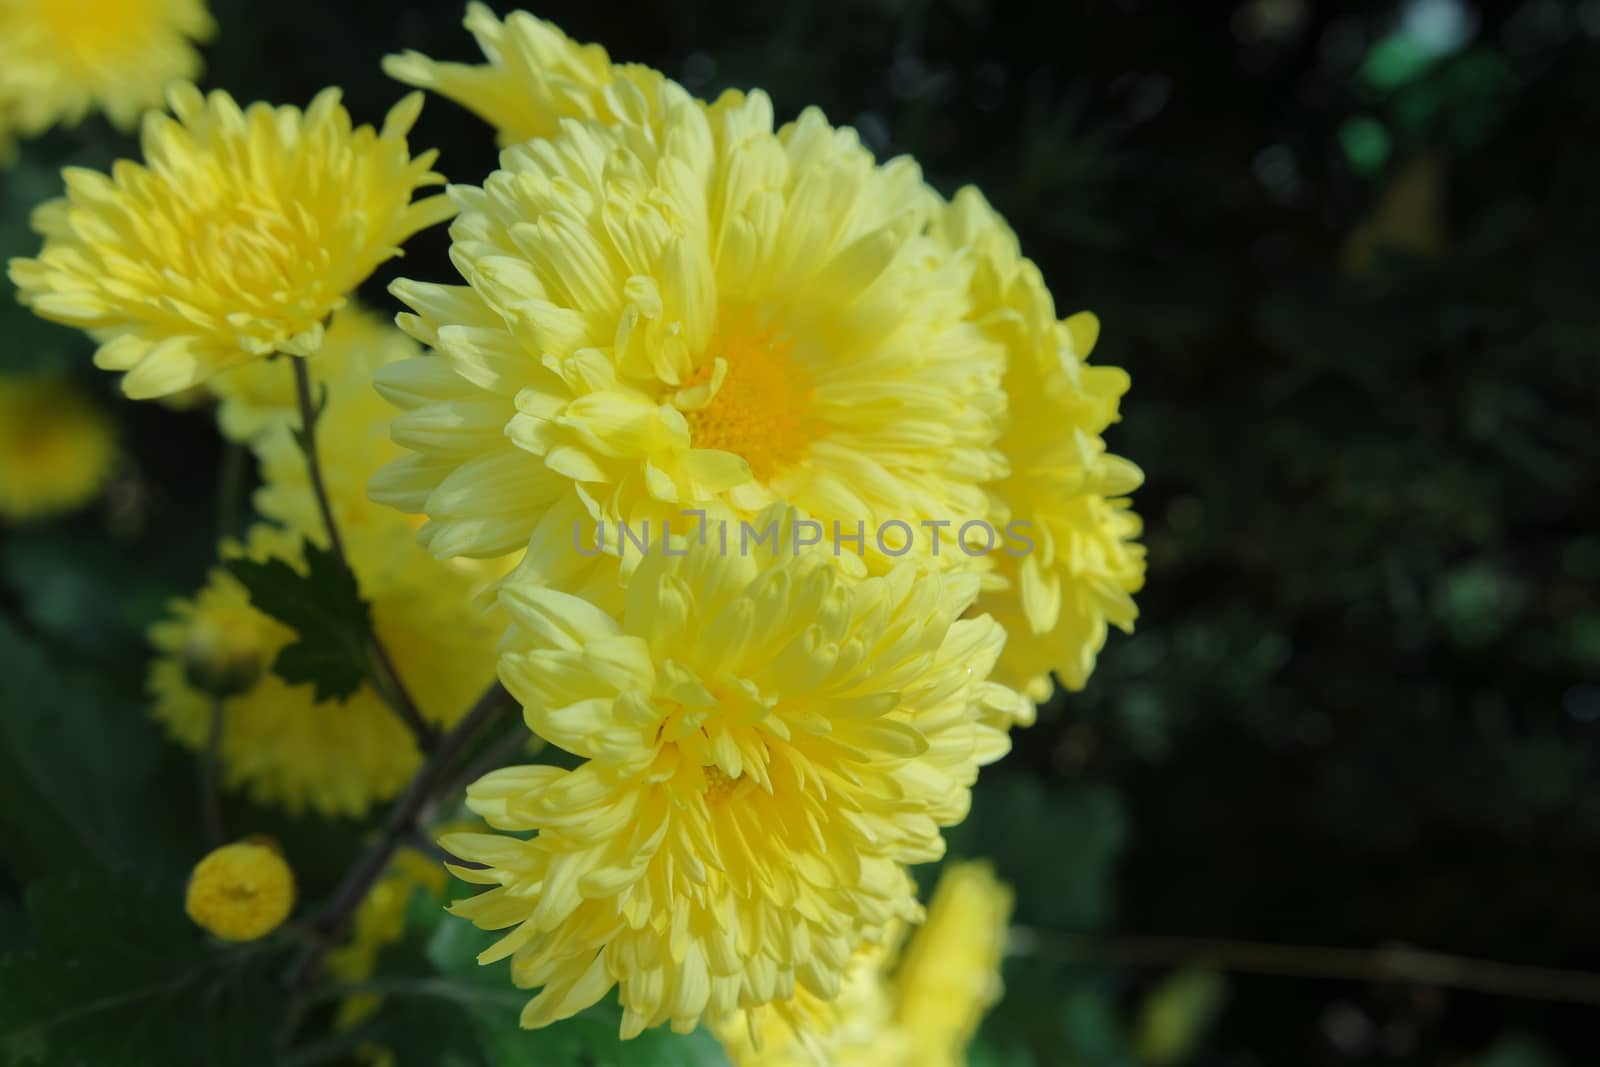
[185,840,296,942]
[180,616,265,700]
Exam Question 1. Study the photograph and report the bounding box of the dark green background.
[2,1,1597,1064]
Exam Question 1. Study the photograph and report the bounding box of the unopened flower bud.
[185,840,295,942]
[181,617,264,699]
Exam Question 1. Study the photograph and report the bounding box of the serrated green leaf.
[227,539,373,703]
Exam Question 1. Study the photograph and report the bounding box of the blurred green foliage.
[2,0,1598,1064]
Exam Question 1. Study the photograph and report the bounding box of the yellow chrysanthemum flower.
[7,83,453,400]
[386,10,1146,701]
[370,68,1005,578]
[148,521,502,816]
[384,3,617,147]
[0,374,115,521]
[185,839,295,942]
[0,0,214,135]
[934,189,1146,703]
[442,506,1021,1038]
[717,862,1012,1067]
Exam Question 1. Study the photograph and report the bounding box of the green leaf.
[1471,1034,1565,1067]
[0,618,199,881]
[0,875,285,1067]
[227,539,373,703]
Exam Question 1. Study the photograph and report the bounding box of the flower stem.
[1010,928,1600,1009]
[289,355,345,563]
[284,680,515,997]
[201,698,225,846]
[288,354,437,752]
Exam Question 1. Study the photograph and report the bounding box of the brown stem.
[201,698,225,846]
[284,680,515,996]
[288,354,437,752]
[1011,928,1600,1009]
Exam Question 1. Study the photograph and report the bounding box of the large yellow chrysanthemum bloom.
[0,374,115,521]
[385,9,1146,702]
[0,0,214,135]
[370,71,1005,578]
[148,522,501,816]
[717,862,1013,1067]
[7,84,453,400]
[934,189,1146,703]
[441,507,1021,1037]
[385,3,617,147]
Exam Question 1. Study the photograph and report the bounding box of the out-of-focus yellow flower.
[0,0,214,135]
[185,839,295,942]
[8,84,452,400]
[893,862,1013,1066]
[934,188,1145,705]
[148,523,501,816]
[716,936,909,1067]
[441,507,1020,1038]
[717,862,1013,1067]
[384,3,618,146]
[0,374,115,521]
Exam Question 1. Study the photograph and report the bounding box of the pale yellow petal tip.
[383,92,428,139]
[382,52,435,89]
[185,840,296,943]
[1064,310,1101,357]
[164,80,207,121]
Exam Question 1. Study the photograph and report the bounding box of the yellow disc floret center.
[702,763,742,803]
[680,312,818,483]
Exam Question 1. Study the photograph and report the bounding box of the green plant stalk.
[288,353,437,752]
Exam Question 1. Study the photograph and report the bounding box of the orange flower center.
[703,763,742,803]
[680,313,818,484]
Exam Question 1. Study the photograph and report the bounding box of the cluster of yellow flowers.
[5,2,1144,1060]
